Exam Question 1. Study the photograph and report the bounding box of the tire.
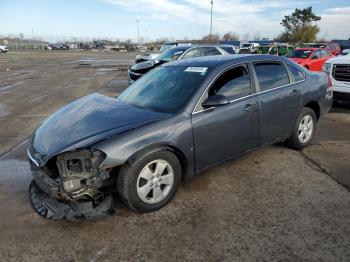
[117,150,181,213]
[287,107,317,150]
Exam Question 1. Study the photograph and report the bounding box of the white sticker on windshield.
[185,67,208,74]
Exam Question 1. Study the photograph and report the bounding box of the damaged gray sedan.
[27,55,332,220]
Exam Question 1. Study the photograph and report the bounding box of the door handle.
[243,103,257,112]
[291,89,301,95]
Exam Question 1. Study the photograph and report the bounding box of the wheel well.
[126,144,189,180]
[166,145,189,180]
[304,101,320,120]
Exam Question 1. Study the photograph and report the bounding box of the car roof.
[168,45,192,51]
[163,54,291,69]
[218,44,235,47]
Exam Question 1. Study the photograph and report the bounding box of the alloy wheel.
[136,159,175,204]
[298,115,314,143]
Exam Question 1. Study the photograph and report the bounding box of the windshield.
[117,66,210,113]
[157,47,188,62]
[242,44,252,48]
[286,50,312,59]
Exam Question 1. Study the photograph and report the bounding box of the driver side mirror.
[201,94,230,108]
[311,55,319,59]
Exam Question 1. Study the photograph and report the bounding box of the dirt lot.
[0,51,349,262]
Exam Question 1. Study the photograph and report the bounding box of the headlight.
[322,63,332,75]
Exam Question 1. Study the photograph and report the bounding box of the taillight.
[326,75,333,99]
[327,75,332,88]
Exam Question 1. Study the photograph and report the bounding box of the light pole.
[136,19,140,45]
[210,0,213,36]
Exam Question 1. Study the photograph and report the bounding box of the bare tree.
[201,33,220,44]
[222,32,239,41]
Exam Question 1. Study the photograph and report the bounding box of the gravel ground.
[0,51,349,262]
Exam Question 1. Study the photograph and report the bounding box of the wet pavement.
[0,51,349,261]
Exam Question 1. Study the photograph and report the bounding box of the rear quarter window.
[254,62,290,91]
[286,64,306,82]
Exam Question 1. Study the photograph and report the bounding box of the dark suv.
[128,45,228,85]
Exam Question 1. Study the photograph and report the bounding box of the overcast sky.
[2,0,350,42]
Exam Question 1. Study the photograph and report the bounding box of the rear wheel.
[117,150,181,212]
[287,107,317,150]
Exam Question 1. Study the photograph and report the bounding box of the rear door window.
[320,50,331,57]
[221,46,235,54]
[254,62,290,91]
[209,65,251,100]
[181,48,202,59]
[312,50,321,59]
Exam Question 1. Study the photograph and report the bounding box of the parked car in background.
[27,55,332,219]
[286,48,334,71]
[341,49,350,56]
[331,40,350,54]
[239,43,260,54]
[0,45,8,53]
[218,45,237,54]
[135,42,192,63]
[259,44,294,56]
[323,54,350,102]
[128,45,228,85]
[306,42,341,56]
[49,44,69,50]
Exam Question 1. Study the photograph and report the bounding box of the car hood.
[31,93,171,165]
[326,55,350,64]
[130,60,155,71]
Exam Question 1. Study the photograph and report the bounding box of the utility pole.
[136,19,140,45]
[210,0,213,36]
[31,28,36,50]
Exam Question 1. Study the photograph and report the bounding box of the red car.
[286,48,334,71]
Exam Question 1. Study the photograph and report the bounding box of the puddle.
[0,103,10,118]
[0,81,25,92]
[96,68,118,72]
[0,159,31,192]
[29,94,48,103]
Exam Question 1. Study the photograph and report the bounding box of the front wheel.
[117,150,181,212]
[287,107,317,150]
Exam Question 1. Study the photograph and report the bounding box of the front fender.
[92,112,195,177]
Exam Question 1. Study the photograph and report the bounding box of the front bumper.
[28,154,116,220]
[29,180,115,220]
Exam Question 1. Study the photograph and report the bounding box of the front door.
[192,64,260,170]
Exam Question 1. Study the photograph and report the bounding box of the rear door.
[308,50,322,71]
[320,50,332,67]
[192,64,259,170]
[253,62,303,144]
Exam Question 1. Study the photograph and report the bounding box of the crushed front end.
[28,148,118,220]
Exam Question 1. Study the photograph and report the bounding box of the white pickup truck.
[0,45,8,53]
[323,54,350,101]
